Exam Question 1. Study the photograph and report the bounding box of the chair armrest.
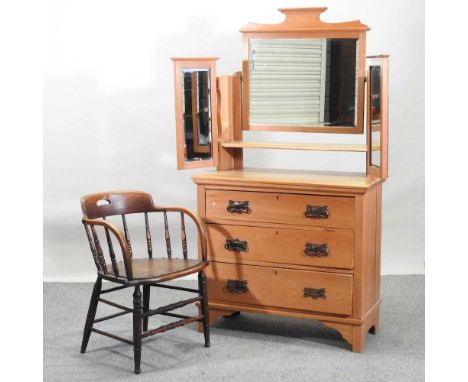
[82,217,133,279]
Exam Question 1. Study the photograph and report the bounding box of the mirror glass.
[182,68,212,161]
[369,65,381,167]
[248,38,359,127]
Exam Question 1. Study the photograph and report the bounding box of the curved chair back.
[80,191,207,282]
[81,191,156,219]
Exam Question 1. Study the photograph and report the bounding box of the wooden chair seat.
[106,258,207,281]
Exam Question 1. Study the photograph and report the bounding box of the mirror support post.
[217,72,243,171]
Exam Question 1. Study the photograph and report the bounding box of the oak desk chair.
[80,191,210,374]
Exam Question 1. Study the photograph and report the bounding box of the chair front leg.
[142,285,150,332]
[133,286,142,374]
[198,271,210,348]
[81,276,102,353]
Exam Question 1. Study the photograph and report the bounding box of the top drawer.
[205,190,354,228]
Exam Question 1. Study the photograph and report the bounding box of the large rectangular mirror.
[245,38,362,132]
[171,58,218,169]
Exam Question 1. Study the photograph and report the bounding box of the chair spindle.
[83,224,101,271]
[91,226,108,273]
[103,217,119,276]
[121,214,133,257]
[163,211,172,259]
[180,213,188,259]
[144,212,153,258]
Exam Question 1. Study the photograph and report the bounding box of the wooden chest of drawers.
[193,168,383,352]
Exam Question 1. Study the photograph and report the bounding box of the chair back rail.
[90,226,107,273]
[144,212,153,258]
[80,191,207,282]
[103,217,119,275]
[121,214,133,257]
[180,213,188,260]
[163,211,172,259]
[82,217,134,279]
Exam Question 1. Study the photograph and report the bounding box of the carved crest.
[240,8,370,34]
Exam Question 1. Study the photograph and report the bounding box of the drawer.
[206,262,353,315]
[205,190,354,228]
[207,224,354,269]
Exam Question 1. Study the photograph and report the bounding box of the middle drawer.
[207,224,354,269]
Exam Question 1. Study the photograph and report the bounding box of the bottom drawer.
[206,262,353,315]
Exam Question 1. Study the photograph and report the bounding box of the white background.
[44,0,424,281]
[6,0,468,379]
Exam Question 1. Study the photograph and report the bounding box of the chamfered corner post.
[80,276,102,354]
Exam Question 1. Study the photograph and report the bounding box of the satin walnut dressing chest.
[171,7,389,352]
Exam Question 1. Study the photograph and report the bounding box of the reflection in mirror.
[182,68,212,161]
[249,38,358,127]
[369,65,381,167]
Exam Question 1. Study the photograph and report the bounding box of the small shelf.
[221,141,367,152]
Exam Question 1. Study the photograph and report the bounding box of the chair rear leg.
[81,276,102,353]
[133,286,142,374]
[142,285,150,332]
[198,271,210,348]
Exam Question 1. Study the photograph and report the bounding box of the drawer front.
[205,190,354,228]
[207,224,353,269]
[206,262,353,315]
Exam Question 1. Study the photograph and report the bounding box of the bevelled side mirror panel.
[366,55,389,179]
[171,58,219,169]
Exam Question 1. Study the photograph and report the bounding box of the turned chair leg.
[133,286,142,374]
[142,285,150,332]
[198,271,210,348]
[81,276,102,353]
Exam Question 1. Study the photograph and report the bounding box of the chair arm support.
[82,217,133,279]
[154,207,208,262]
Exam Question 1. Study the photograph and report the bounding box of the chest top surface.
[192,167,382,192]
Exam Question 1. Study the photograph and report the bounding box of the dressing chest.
[171,7,389,352]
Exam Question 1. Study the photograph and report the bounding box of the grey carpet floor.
[44,275,424,381]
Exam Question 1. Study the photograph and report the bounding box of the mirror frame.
[171,57,219,169]
[366,55,389,179]
[240,8,369,134]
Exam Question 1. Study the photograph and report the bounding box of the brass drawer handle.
[227,200,251,214]
[304,243,329,257]
[304,287,326,299]
[225,238,249,252]
[224,279,248,294]
[304,205,329,219]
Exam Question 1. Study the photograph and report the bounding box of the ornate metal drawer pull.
[304,205,329,219]
[225,238,249,252]
[227,200,251,214]
[304,287,326,299]
[304,243,329,257]
[224,279,248,294]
